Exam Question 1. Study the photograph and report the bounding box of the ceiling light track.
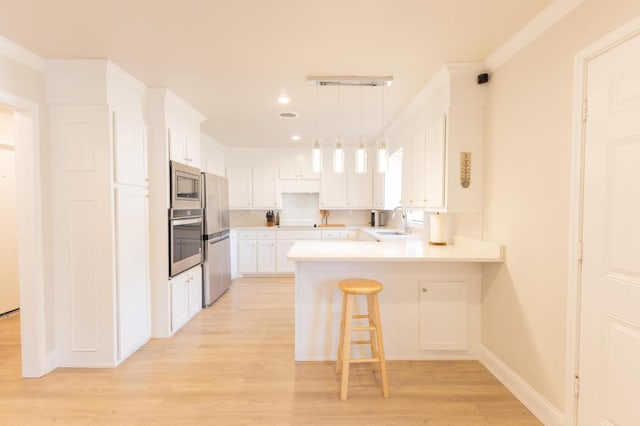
[307,76,393,87]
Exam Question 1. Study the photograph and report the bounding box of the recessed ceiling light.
[280,112,298,118]
[278,95,290,104]
[292,135,301,141]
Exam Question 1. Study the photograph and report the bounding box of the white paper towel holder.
[429,212,448,246]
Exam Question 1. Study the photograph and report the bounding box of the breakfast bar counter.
[287,235,503,362]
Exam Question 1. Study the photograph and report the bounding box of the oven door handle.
[171,218,202,226]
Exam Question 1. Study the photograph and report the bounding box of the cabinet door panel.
[424,114,446,209]
[113,112,147,186]
[347,168,373,208]
[411,129,426,208]
[238,240,257,273]
[419,281,468,350]
[188,267,202,317]
[252,166,278,208]
[168,128,187,165]
[227,166,252,209]
[170,274,189,333]
[115,186,150,359]
[257,240,276,273]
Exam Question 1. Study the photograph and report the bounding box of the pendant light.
[311,85,322,173]
[377,84,389,173]
[333,87,345,173]
[355,87,367,173]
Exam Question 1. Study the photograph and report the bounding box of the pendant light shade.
[333,141,345,173]
[376,139,388,173]
[312,140,322,173]
[355,142,367,173]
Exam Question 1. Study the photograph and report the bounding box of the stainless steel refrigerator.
[202,172,231,306]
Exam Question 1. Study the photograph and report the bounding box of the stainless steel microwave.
[170,161,202,210]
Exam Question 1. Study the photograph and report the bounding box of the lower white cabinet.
[257,240,276,273]
[238,240,257,274]
[276,241,296,273]
[418,281,468,350]
[170,265,202,334]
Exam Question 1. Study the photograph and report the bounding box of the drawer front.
[321,230,340,240]
[339,230,356,239]
[257,230,276,240]
[238,231,258,240]
[276,229,321,240]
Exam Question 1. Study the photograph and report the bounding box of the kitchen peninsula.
[287,234,503,361]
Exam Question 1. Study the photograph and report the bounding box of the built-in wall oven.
[170,160,202,210]
[169,208,203,277]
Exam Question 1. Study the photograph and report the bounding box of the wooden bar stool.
[336,278,389,400]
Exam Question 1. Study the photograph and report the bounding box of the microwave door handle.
[172,218,202,226]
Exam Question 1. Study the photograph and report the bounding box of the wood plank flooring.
[0,277,541,425]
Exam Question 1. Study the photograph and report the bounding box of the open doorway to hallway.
[0,104,19,317]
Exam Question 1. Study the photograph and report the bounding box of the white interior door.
[579,33,640,425]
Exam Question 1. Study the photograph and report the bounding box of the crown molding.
[485,0,584,71]
[0,34,45,73]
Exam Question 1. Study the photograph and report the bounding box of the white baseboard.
[479,345,565,426]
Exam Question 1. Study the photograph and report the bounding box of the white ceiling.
[0,0,551,147]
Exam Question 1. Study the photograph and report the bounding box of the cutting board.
[318,224,346,228]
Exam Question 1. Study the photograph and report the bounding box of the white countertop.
[287,235,504,263]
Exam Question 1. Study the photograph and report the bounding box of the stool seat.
[338,278,383,295]
[336,278,388,400]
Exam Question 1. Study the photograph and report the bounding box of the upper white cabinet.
[47,59,151,367]
[279,164,320,180]
[113,112,147,186]
[227,165,279,210]
[390,63,486,213]
[320,147,373,209]
[169,128,200,168]
[252,166,279,209]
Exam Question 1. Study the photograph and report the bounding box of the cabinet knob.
[422,288,427,292]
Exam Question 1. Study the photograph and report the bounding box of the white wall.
[482,0,640,413]
[0,39,53,375]
[0,108,19,314]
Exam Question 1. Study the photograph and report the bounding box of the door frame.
[566,16,640,426]
[0,91,49,377]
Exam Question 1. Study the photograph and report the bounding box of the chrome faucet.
[391,206,409,234]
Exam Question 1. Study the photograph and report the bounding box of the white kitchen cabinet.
[279,164,320,180]
[321,230,340,240]
[47,60,154,367]
[115,185,150,360]
[339,230,356,240]
[275,240,296,273]
[170,272,189,333]
[230,230,238,279]
[227,166,252,209]
[424,114,446,209]
[188,267,203,318]
[257,240,277,273]
[393,63,485,213]
[169,128,200,168]
[419,281,468,350]
[113,112,147,186]
[170,265,202,334]
[252,166,279,209]
[238,239,258,274]
[320,147,373,209]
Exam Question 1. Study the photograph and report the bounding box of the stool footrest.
[349,357,380,364]
[351,340,371,345]
[352,326,376,331]
[352,314,369,319]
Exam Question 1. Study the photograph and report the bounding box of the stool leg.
[340,294,353,400]
[372,294,389,398]
[366,294,379,372]
[336,292,347,374]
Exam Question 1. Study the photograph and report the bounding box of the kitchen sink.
[375,230,408,236]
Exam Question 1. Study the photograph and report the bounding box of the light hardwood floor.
[0,277,540,425]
